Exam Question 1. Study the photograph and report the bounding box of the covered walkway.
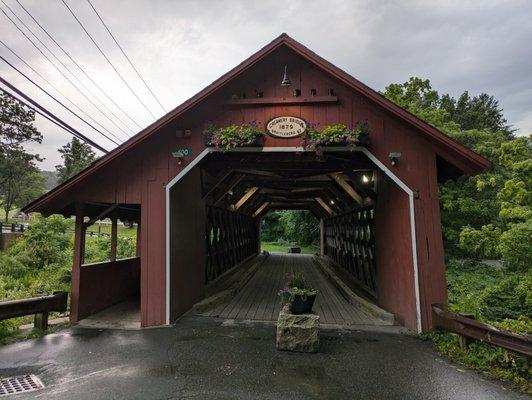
[199,253,392,327]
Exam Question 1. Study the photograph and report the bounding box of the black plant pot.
[289,294,317,314]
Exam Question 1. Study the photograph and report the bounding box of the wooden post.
[320,219,326,256]
[110,217,117,262]
[136,220,141,257]
[34,312,49,330]
[70,203,85,322]
[458,313,476,349]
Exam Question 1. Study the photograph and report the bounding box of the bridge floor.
[199,253,392,326]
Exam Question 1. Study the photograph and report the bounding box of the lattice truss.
[205,206,258,283]
[324,206,376,297]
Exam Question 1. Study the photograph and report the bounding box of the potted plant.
[301,121,370,151]
[278,273,318,314]
[203,121,264,150]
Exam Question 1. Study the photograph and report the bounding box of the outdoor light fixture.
[389,151,401,166]
[330,200,335,205]
[281,65,291,86]
[362,175,370,183]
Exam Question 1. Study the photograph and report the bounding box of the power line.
[14,0,144,130]
[86,0,166,113]
[1,54,120,146]
[61,0,158,120]
[0,79,109,153]
[1,39,125,144]
[0,1,132,139]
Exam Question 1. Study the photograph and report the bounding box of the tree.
[440,92,512,136]
[382,78,527,259]
[55,137,97,184]
[0,151,46,222]
[0,92,42,154]
[0,93,44,221]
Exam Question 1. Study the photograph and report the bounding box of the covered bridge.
[23,34,490,333]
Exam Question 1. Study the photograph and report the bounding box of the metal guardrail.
[0,223,26,233]
[432,304,532,358]
[0,292,68,330]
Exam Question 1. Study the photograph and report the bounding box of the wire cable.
[86,0,166,113]
[0,1,131,139]
[14,0,144,129]
[61,0,158,120]
[1,39,125,143]
[1,54,120,146]
[0,81,109,153]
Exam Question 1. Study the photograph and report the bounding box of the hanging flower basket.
[301,121,370,151]
[203,122,264,150]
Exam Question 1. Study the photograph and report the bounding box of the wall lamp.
[389,151,401,167]
[281,65,291,86]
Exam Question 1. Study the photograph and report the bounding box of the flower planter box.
[203,134,264,148]
[289,293,317,314]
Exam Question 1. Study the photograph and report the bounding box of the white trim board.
[164,146,422,333]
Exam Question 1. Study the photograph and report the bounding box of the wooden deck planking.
[200,253,392,326]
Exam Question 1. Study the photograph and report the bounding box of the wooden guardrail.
[0,292,68,330]
[432,304,532,358]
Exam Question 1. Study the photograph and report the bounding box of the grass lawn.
[261,242,318,255]
[84,221,137,238]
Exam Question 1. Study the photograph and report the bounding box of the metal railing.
[432,304,532,358]
[0,292,68,330]
[0,223,26,233]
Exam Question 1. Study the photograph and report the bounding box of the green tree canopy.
[0,93,45,221]
[383,77,531,271]
[55,137,97,184]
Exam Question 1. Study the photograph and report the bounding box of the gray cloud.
[1,0,531,169]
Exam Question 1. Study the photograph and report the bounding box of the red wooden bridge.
[23,34,490,333]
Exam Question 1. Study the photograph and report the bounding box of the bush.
[458,224,501,259]
[3,214,71,269]
[498,220,532,272]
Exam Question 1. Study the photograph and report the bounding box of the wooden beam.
[223,95,338,106]
[253,202,269,217]
[212,174,244,205]
[84,203,119,228]
[202,170,232,198]
[330,173,364,206]
[110,217,117,262]
[342,169,376,200]
[315,197,333,215]
[235,187,259,209]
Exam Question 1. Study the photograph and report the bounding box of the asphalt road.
[0,316,527,399]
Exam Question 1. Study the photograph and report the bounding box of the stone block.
[276,306,319,353]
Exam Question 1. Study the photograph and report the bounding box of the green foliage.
[205,122,263,150]
[278,272,318,304]
[277,210,320,246]
[0,93,45,222]
[383,77,531,264]
[55,137,97,184]
[458,224,501,259]
[2,214,71,271]
[0,92,42,154]
[498,221,532,272]
[438,259,532,391]
[261,210,319,247]
[301,122,369,150]
[430,331,530,392]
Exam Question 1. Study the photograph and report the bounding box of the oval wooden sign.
[266,116,307,138]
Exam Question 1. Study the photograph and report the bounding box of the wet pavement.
[0,316,527,399]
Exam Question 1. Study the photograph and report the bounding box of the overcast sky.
[1,0,531,170]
